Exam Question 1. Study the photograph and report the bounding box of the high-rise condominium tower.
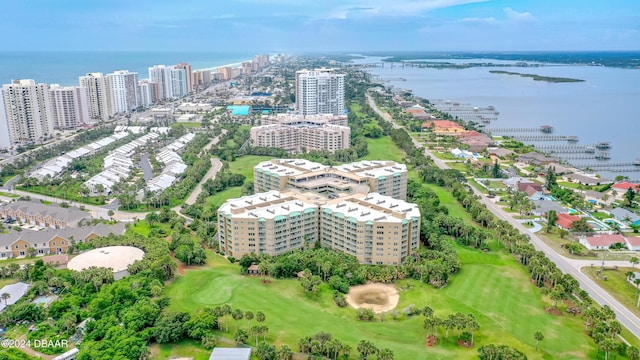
[295,69,345,116]
[0,79,54,145]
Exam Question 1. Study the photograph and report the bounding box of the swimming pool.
[604,218,628,229]
[567,208,579,215]
[586,220,608,231]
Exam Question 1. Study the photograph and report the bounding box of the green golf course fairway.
[165,249,597,360]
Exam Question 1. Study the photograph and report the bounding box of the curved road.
[367,93,640,339]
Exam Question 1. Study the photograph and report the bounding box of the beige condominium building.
[218,158,417,266]
[218,190,419,265]
[251,114,350,154]
[320,193,420,265]
[217,191,319,258]
[254,159,408,200]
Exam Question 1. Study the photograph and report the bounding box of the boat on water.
[566,136,579,142]
[595,141,611,150]
[584,146,596,153]
[595,152,611,160]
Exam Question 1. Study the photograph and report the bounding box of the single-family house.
[564,173,612,186]
[532,200,568,217]
[610,208,640,227]
[612,182,640,194]
[579,234,627,250]
[451,148,475,159]
[625,237,640,251]
[517,182,545,200]
[503,177,534,190]
[584,191,615,207]
[516,152,557,166]
[487,147,515,159]
[556,213,581,230]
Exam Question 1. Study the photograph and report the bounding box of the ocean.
[355,56,640,181]
[0,51,255,86]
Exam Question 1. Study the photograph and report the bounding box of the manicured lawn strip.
[205,187,243,209]
[424,184,474,223]
[582,266,640,319]
[152,339,211,360]
[362,137,405,163]
[0,191,19,198]
[228,155,272,183]
[165,251,597,359]
[170,122,203,128]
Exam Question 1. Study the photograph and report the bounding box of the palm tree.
[357,340,377,360]
[275,345,293,360]
[631,257,639,269]
[245,310,254,329]
[627,272,636,282]
[534,331,544,351]
[378,348,394,360]
[1,292,10,305]
[232,309,244,331]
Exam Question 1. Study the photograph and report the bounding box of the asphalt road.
[139,153,154,182]
[367,93,640,339]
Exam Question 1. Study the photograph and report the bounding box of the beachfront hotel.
[295,69,345,116]
[254,159,408,200]
[218,159,417,265]
[0,79,55,147]
[250,114,350,154]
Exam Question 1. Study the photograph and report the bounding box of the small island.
[489,70,585,83]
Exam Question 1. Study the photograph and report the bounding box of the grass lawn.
[205,187,243,209]
[591,212,610,220]
[229,155,271,183]
[165,250,597,360]
[582,266,640,318]
[171,122,203,128]
[151,339,211,360]
[425,184,475,223]
[129,220,172,237]
[558,182,592,190]
[0,191,19,198]
[0,278,16,288]
[361,137,405,163]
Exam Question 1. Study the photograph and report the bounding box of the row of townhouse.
[0,223,125,259]
[0,201,91,228]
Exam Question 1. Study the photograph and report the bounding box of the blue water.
[355,56,640,181]
[0,51,254,86]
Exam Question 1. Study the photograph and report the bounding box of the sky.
[1,0,639,52]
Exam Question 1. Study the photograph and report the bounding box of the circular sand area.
[345,283,399,313]
[68,246,144,273]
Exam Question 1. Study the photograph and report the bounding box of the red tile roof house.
[612,182,640,200]
[579,234,628,250]
[625,236,640,251]
[556,213,581,230]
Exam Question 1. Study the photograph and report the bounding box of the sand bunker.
[345,283,399,313]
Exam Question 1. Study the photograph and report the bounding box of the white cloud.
[459,17,496,24]
[504,7,536,22]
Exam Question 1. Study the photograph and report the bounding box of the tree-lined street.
[367,93,640,340]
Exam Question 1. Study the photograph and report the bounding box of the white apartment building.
[1,79,55,145]
[0,94,11,148]
[79,73,114,122]
[218,191,420,265]
[106,70,139,113]
[49,85,91,129]
[137,80,153,107]
[170,67,188,98]
[148,65,173,100]
[295,69,345,116]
